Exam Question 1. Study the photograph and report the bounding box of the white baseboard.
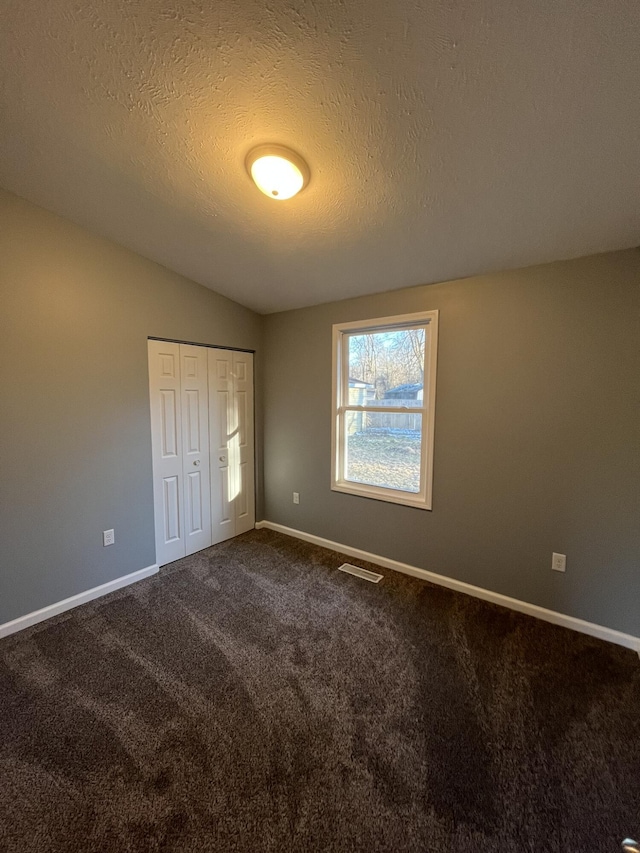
[255,521,640,654]
[0,564,159,640]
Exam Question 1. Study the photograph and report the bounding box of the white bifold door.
[148,340,255,567]
[208,348,256,547]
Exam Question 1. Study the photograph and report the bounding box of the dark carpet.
[1,529,639,852]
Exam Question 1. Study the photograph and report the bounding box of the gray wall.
[263,250,640,636]
[0,189,262,624]
[2,185,638,638]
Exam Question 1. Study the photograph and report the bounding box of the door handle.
[193,460,201,467]
[219,455,227,463]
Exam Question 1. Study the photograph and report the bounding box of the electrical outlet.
[293,492,300,505]
[103,529,115,547]
[552,552,566,572]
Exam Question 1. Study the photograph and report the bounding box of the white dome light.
[246,145,310,201]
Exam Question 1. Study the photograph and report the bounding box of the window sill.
[331,480,432,510]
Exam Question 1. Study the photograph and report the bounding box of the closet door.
[232,351,255,536]
[180,345,212,556]
[208,349,255,544]
[209,350,235,544]
[150,341,254,564]
[148,340,186,566]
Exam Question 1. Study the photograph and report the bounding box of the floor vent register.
[337,563,384,583]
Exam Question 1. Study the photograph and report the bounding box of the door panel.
[163,476,181,542]
[160,390,179,457]
[184,390,202,454]
[186,470,204,532]
[219,466,232,524]
[215,390,229,448]
[149,341,185,566]
[209,350,235,544]
[233,352,255,535]
[180,345,212,556]
[208,349,255,542]
[237,463,248,518]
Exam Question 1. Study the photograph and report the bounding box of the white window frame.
[331,310,439,510]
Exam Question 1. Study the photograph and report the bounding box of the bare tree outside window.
[345,329,425,492]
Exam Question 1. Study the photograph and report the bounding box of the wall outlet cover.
[552,552,566,572]
[103,529,115,547]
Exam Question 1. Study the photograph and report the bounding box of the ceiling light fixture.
[245,144,310,200]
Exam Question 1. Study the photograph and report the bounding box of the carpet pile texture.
[1,529,639,852]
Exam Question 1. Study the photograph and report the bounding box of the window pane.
[345,413,422,493]
[347,328,425,407]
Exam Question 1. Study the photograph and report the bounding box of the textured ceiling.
[1,0,638,313]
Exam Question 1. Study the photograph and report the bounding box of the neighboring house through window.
[331,310,439,509]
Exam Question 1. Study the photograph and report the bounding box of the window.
[331,310,439,510]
